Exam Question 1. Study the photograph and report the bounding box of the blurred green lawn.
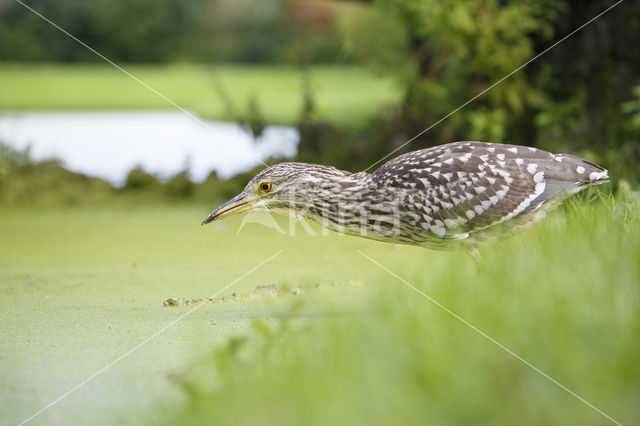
[1,192,639,425]
[0,64,400,127]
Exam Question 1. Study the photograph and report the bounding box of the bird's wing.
[372,141,607,238]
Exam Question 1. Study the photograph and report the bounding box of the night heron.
[202,141,608,249]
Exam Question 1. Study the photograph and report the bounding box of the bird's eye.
[259,182,272,193]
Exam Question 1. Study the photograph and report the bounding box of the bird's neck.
[291,169,403,239]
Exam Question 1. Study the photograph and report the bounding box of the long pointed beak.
[201,192,255,225]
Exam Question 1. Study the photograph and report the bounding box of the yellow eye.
[259,182,272,193]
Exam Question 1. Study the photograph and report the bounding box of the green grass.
[1,190,639,425]
[158,192,640,426]
[0,64,400,127]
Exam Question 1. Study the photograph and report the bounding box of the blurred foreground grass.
[156,190,640,426]
[1,189,639,425]
[0,64,399,127]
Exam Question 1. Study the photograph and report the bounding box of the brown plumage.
[203,141,608,249]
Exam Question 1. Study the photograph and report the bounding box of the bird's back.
[371,141,608,247]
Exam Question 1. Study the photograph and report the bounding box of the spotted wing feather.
[373,141,607,240]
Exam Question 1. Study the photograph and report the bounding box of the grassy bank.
[158,192,640,426]
[0,64,400,127]
[1,189,638,425]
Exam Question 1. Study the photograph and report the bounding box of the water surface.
[0,111,299,186]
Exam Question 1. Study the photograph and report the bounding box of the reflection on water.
[0,111,299,186]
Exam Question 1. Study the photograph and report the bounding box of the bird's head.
[201,162,355,225]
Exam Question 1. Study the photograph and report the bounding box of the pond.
[0,111,299,186]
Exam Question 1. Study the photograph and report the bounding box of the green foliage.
[0,0,207,62]
[123,167,162,192]
[338,3,415,80]
[0,143,116,206]
[202,0,291,63]
[195,166,272,204]
[0,0,345,64]
[164,171,196,200]
[523,0,640,186]
[611,85,640,182]
[154,191,640,425]
[621,86,640,130]
[339,0,557,144]
[0,142,31,165]
[296,0,640,177]
[0,142,236,206]
[123,166,199,202]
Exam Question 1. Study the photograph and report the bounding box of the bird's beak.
[201,192,256,225]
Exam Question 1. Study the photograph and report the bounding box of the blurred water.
[0,111,299,186]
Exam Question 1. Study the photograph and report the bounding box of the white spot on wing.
[428,226,442,237]
[418,178,431,188]
[444,218,457,227]
[441,201,453,209]
[576,166,585,174]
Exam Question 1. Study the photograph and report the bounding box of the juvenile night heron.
[202,141,608,249]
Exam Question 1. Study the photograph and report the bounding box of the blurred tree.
[123,166,161,191]
[0,0,207,62]
[531,0,640,180]
[0,142,116,206]
[616,85,640,181]
[340,0,557,147]
[165,170,195,199]
[286,0,344,64]
[0,0,346,63]
[322,0,639,178]
[202,0,291,63]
